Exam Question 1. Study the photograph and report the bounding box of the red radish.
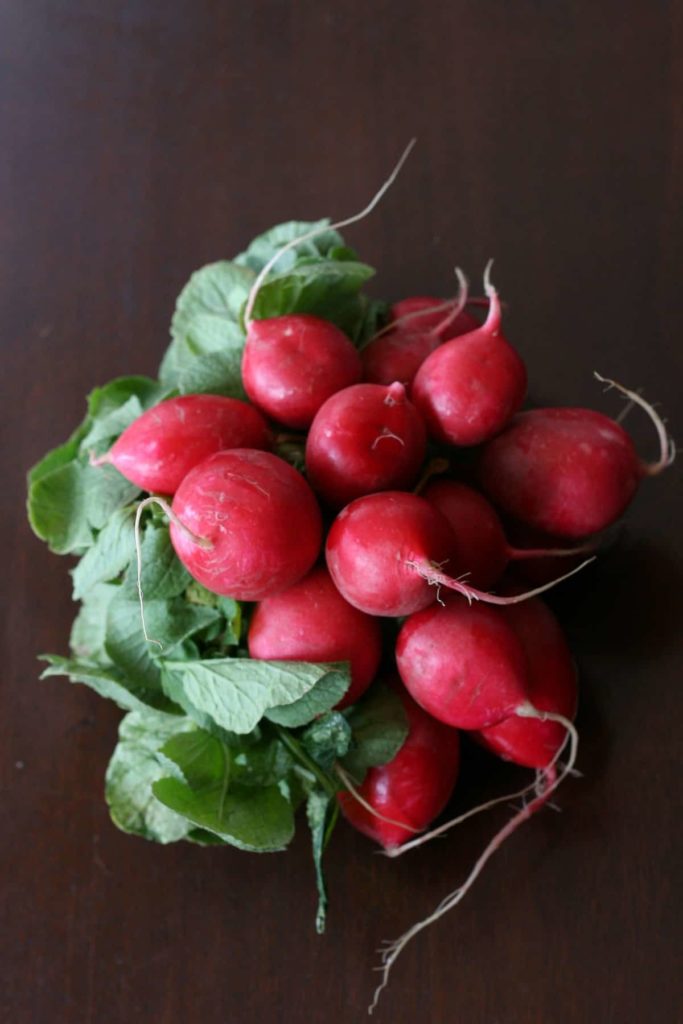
[478,376,675,538]
[412,265,527,446]
[362,282,478,388]
[166,449,322,600]
[247,565,382,709]
[91,395,271,494]
[390,295,478,336]
[477,599,578,768]
[338,686,460,850]
[372,596,579,1011]
[423,478,591,589]
[396,598,530,729]
[242,314,362,429]
[325,490,592,618]
[305,382,427,508]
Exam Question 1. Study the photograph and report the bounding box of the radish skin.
[247,566,382,709]
[412,265,527,446]
[479,376,675,538]
[91,395,271,494]
[169,449,322,600]
[306,383,427,509]
[242,314,361,429]
[338,687,460,850]
[325,491,594,618]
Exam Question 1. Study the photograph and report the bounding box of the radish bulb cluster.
[73,190,672,1011]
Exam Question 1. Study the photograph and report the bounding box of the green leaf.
[249,259,374,325]
[84,463,140,531]
[86,376,167,419]
[306,789,335,933]
[121,524,191,601]
[69,582,119,661]
[80,395,144,454]
[235,220,345,274]
[301,712,353,772]
[265,669,350,727]
[28,461,94,554]
[105,708,196,843]
[183,584,242,646]
[176,350,247,399]
[161,658,347,735]
[341,684,409,781]
[105,595,163,692]
[160,261,253,388]
[27,421,91,487]
[153,730,295,851]
[39,655,177,713]
[71,507,136,600]
[105,594,220,691]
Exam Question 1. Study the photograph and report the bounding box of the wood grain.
[2,3,682,1022]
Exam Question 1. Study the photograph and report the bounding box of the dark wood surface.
[2,3,682,1022]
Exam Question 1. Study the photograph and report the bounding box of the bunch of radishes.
[29,154,674,1011]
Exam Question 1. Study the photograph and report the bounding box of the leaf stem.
[273,725,338,798]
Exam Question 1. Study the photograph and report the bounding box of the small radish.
[91,395,271,494]
[423,478,592,589]
[479,375,675,538]
[476,599,578,768]
[325,490,592,618]
[162,449,322,600]
[361,282,478,388]
[412,264,527,446]
[242,314,362,429]
[371,596,578,1011]
[247,565,382,709]
[305,382,427,508]
[337,686,460,850]
[396,598,530,729]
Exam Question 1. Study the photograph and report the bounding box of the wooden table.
[3,3,682,1021]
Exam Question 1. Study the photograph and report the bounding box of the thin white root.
[594,372,675,476]
[370,298,456,342]
[334,764,420,835]
[134,496,212,648]
[507,538,599,561]
[386,707,573,858]
[431,268,469,338]
[422,556,596,606]
[244,139,417,327]
[89,450,111,467]
[481,259,501,335]
[368,710,578,1014]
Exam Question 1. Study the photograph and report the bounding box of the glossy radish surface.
[170,449,322,599]
[242,314,362,429]
[396,598,530,729]
[306,382,426,508]
[247,566,382,708]
[479,407,642,538]
[325,491,458,616]
[338,687,460,850]
[412,274,526,446]
[423,479,585,589]
[422,479,510,588]
[477,599,578,768]
[94,394,272,494]
[362,294,478,388]
[325,490,582,618]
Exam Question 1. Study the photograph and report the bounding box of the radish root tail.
[134,496,212,648]
[594,372,675,476]
[334,764,420,836]
[369,709,578,1014]
[244,139,417,327]
[418,556,596,606]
